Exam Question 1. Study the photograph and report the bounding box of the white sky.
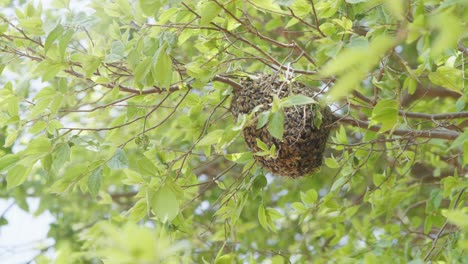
[0,199,55,263]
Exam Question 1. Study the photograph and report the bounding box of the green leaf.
[256,111,270,129]
[4,130,18,148]
[345,0,368,3]
[58,30,73,58]
[7,165,31,189]
[266,208,282,220]
[151,185,179,222]
[373,174,385,186]
[336,125,348,144]
[252,174,267,190]
[199,2,222,26]
[0,217,8,226]
[256,138,269,151]
[24,137,51,156]
[464,142,468,166]
[107,148,129,169]
[369,99,398,132]
[225,152,253,164]
[383,0,404,20]
[45,24,64,54]
[29,98,51,118]
[331,175,348,192]
[35,61,64,82]
[323,35,396,99]
[215,254,234,264]
[291,202,307,212]
[311,104,323,128]
[289,0,311,17]
[88,166,103,198]
[158,7,178,24]
[0,154,20,172]
[268,110,284,140]
[52,143,70,172]
[47,120,63,134]
[6,96,19,117]
[315,0,341,18]
[82,55,102,78]
[301,189,318,204]
[429,12,464,57]
[424,215,433,234]
[258,204,268,230]
[198,129,224,146]
[134,57,152,84]
[128,199,147,222]
[30,120,47,134]
[428,66,463,94]
[274,0,294,6]
[442,209,468,230]
[19,17,44,36]
[449,130,468,165]
[403,76,417,95]
[49,94,64,115]
[324,157,340,168]
[328,68,367,100]
[139,0,162,17]
[249,0,283,13]
[34,86,55,100]
[280,94,316,107]
[152,46,173,89]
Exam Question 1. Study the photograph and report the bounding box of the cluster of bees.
[231,74,335,178]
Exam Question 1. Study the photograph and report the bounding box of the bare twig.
[309,0,327,37]
[423,187,467,261]
[399,111,468,121]
[337,116,461,140]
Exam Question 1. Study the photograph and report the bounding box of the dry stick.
[423,187,467,261]
[337,116,461,140]
[309,0,327,38]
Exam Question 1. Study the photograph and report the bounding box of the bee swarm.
[231,74,335,178]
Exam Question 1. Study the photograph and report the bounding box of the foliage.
[0,0,467,263]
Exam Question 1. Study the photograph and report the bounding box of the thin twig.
[399,111,468,121]
[423,187,466,261]
[337,116,461,140]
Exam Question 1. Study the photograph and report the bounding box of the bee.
[230,74,335,178]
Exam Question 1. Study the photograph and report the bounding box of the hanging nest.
[231,74,336,178]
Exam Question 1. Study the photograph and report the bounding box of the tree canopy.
[0,0,467,263]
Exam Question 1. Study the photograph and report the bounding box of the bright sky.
[0,199,55,263]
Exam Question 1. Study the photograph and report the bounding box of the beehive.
[231,74,335,178]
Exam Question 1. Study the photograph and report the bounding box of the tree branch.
[337,116,461,140]
[402,85,462,106]
[213,75,242,91]
[399,111,468,121]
